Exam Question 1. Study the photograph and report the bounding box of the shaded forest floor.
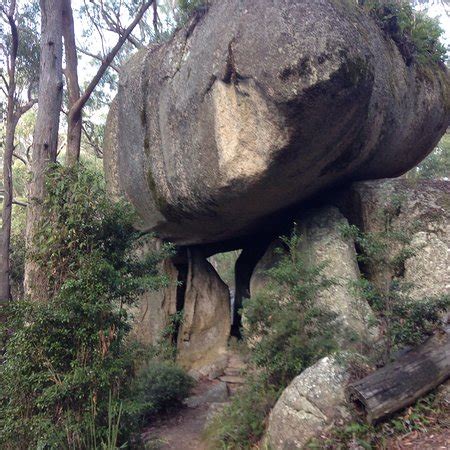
[141,379,215,450]
[141,377,450,450]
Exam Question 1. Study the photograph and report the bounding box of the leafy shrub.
[0,163,172,449]
[124,361,193,427]
[205,375,277,450]
[341,217,449,364]
[206,229,339,448]
[362,1,447,65]
[243,229,339,387]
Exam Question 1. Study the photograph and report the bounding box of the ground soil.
[141,379,220,450]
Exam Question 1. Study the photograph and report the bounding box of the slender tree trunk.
[0,112,18,305]
[62,0,82,167]
[24,0,64,301]
[0,0,18,305]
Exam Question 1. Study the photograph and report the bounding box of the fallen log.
[346,332,450,423]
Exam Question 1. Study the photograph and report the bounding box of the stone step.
[224,367,244,377]
[219,375,246,384]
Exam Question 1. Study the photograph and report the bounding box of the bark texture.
[62,0,82,168]
[347,332,450,423]
[24,0,64,301]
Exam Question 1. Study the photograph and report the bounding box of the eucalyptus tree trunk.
[0,0,19,305]
[0,99,18,305]
[62,0,82,168]
[24,0,64,301]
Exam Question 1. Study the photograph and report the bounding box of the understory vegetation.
[341,198,449,365]
[207,198,449,449]
[206,230,341,449]
[0,164,192,449]
[309,389,450,448]
[362,0,447,64]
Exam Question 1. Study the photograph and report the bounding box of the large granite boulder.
[336,179,450,300]
[266,355,352,449]
[104,0,450,246]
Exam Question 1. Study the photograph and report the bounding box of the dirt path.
[141,378,228,450]
[141,403,209,450]
[141,352,247,449]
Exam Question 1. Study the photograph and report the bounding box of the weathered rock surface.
[251,206,374,345]
[104,0,450,246]
[298,207,375,344]
[176,250,231,373]
[128,237,178,345]
[266,355,351,449]
[336,179,450,300]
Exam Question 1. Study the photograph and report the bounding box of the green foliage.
[341,210,449,364]
[0,164,173,449]
[205,374,277,450]
[207,229,339,448]
[10,203,26,299]
[0,0,40,91]
[124,361,194,428]
[176,0,208,23]
[209,250,240,288]
[243,229,339,387]
[362,1,447,65]
[409,132,450,179]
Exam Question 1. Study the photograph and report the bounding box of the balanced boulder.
[104,0,449,246]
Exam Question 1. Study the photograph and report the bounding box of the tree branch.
[18,98,37,116]
[76,46,120,73]
[71,0,154,118]
[13,152,28,165]
[0,74,9,91]
[13,200,27,207]
[81,122,103,158]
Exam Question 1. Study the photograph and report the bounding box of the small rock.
[219,375,246,384]
[184,382,229,408]
[266,355,352,449]
[224,367,243,377]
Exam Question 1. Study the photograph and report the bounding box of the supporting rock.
[128,237,178,346]
[297,207,375,346]
[335,179,450,300]
[251,206,374,346]
[177,250,231,375]
[232,238,271,337]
